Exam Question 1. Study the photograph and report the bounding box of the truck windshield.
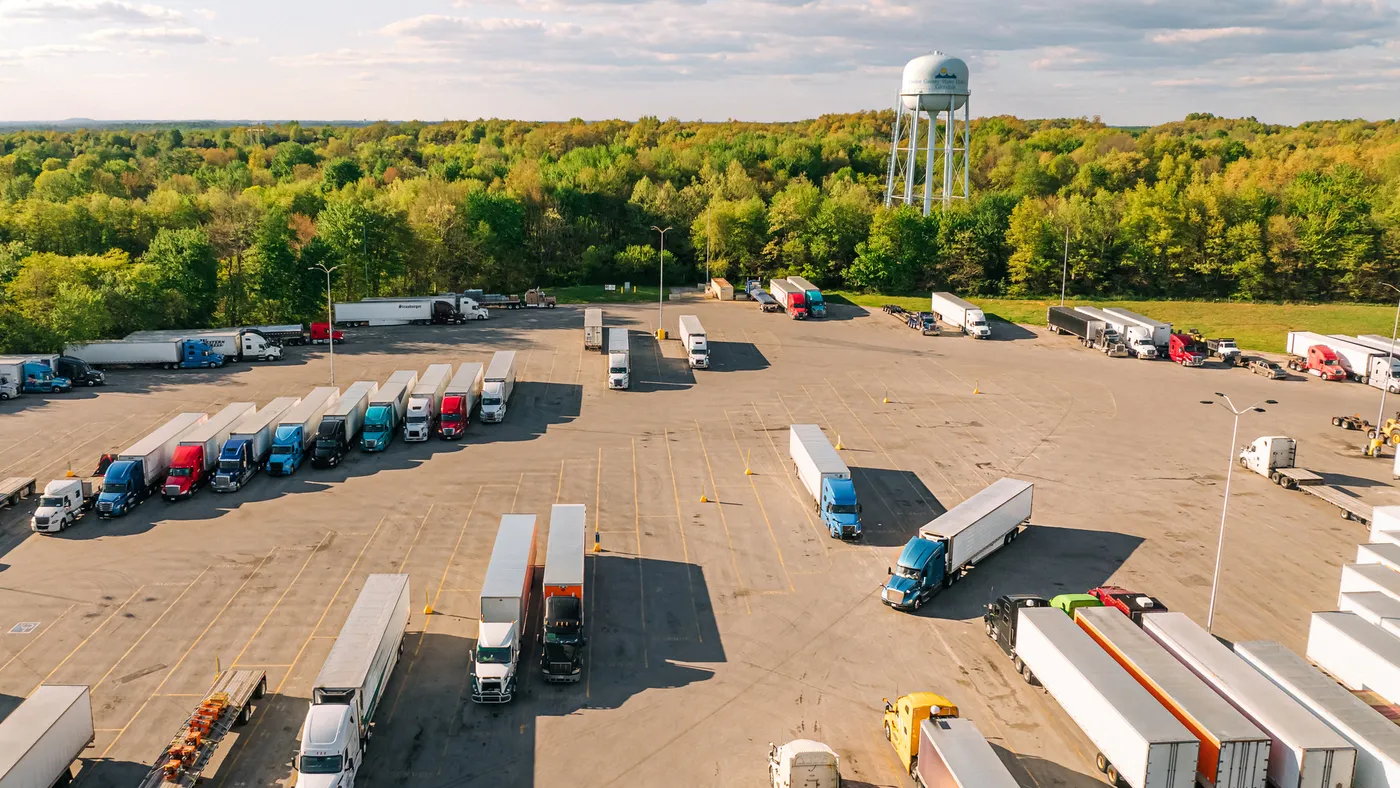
[218,459,242,473]
[482,397,501,407]
[829,503,858,514]
[608,366,626,375]
[406,414,427,424]
[894,565,920,579]
[476,646,512,663]
[39,496,64,507]
[298,754,343,774]
[442,413,461,423]
[270,445,293,456]
[167,467,191,477]
[102,482,125,494]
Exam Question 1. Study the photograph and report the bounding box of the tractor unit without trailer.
[473,514,538,703]
[98,412,208,517]
[362,371,416,451]
[1014,606,1200,788]
[1169,333,1208,366]
[882,478,1032,611]
[30,478,97,533]
[404,364,452,441]
[1239,436,1373,525]
[267,388,340,475]
[211,397,299,493]
[1285,332,1349,380]
[163,402,256,499]
[296,574,409,788]
[930,292,991,338]
[541,504,587,683]
[789,424,862,539]
[439,363,484,438]
[786,276,826,318]
[1076,606,1271,788]
[1143,613,1356,788]
[138,670,266,788]
[312,381,377,468]
[0,684,94,788]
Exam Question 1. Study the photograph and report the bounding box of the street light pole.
[1199,393,1275,632]
[1060,224,1070,306]
[652,226,671,337]
[1369,283,1400,455]
[310,262,342,386]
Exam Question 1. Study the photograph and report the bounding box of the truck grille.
[163,485,181,497]
[33,516,49,525]
[884,588,905,605]
[472,682,512,703]
[96,501,112,513]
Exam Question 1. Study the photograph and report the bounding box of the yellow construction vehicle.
[882,691,958,774]
[1367,414,1400,447]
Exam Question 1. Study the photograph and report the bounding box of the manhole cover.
[9,622,38,634]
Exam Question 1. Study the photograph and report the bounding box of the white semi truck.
[930,292,991,338]
[481,351,516,423]
[404,363,452,441]
[1079,306,1157,358]
[472,514,537,703]
[678,315,709,369]
[0,685,93,788]
[607,329,630,390]
[1105,308,1173,352]
[296,574,409,788]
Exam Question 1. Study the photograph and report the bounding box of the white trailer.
[1336,336,1400,391]
[1359,542,1400,573]
[473,514,537,703]
[1079,306,1157,358]
[789,424,861,539]
[678,315,709,369]
[607,330,630,390]
[63,339,224,369]
[1340,563,1400,603]
[120,412,209,484]
[178,403,255,467]
[1142,613,1356,788]
[709,278,734,301]
[1286,332,1372,381]
[1016,607,1198,788]
[405,363,452,441]
[914,717,1019,788]
[1235,639,1396,788]
[927,292,990,338]
[481,351,516,422]
[126,329,282,362]
[584,308,604,350]
[1341,592,1400,627]
[918,478,1032,579]
[1077,607,1270,788]
[1306,611,1400,703]
[333,300,434,326]
[0,685,93,788]
[232,397,299,464]
[1372,507,1400,545]
[268,388,339,473]
[768,739,839,788]
[1105,308,1173,349]
[439,363,484,437]
[299,574,409,788]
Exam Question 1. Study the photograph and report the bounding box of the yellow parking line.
[395,505,435,572]
[662,431,707,636]
[720,413,797,590]
[0,603,73,676]
[231,534,332,668]
[633,439,649,667]
[694,421,754,611]
[91,568,211,691]
[36,587,144,689]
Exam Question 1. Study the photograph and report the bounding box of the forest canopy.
[0,112,1397,352]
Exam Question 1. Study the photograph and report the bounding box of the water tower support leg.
[884,98,904,208]
[904,108,919,205]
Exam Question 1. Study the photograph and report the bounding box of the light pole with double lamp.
[651,226,671,338]
[309,262,341,386]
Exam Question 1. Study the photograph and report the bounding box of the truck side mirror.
[857,504,863,513]
[887,566,893,576]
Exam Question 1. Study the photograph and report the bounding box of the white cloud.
[0,0,182,22]
[1151,27,1267,44]
[85,25,209,43]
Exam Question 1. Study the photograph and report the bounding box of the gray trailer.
[0,685,93,788]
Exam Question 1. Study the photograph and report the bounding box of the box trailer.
[606,331,629,391]
[1105,308,1173,350]
[299,574,409,788]
[126,328,282,362]
[1078,306,1157,358]
[1048,306,1106,342]
[542,504,586,683]
[1143,613,1355,788]
[770,279,807,319]
[482,351,517,422]
[709,277,734,301]
[584,308,604,349]
[405,363,452,441]
[1358,542,1400,573]
[473,514,538,703]
[1340,564,1400,603]
[97,412,208,517]
[787,276,826,318]
[333,298,460,326]
[1332,336,1400,391]
[63,338,225,369]
[212,397,298,492]
[1341,592,1400,628]
[163,402,256,499]
[1236,639,1394,788]
[312,381,376,468]
[914,717,1019,788]
[678,314,709,368]
[1306,611,1400,703]
[929,292,990,338]
[882,478,1032,611]
[1016,607,1198,788]
[267,387,340,475]
[362,371,415,451]
[789,424,861,539]
[1372,507,1400,545]
[1077,607,1270,788]
[0,685,93,788]
[440,363,484,438]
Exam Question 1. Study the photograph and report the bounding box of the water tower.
[883,52,970,214]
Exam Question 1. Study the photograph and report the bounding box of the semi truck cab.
[361,404,397,451]
[178,339,226,368]
[313,419,351,468]
[310,322,343,344]
[1049,593,1102,617]
[882,692,958,774]
[881,537,949,611]
[403,399,434,441]
[163,445,209,499]
[267,426,305,475]
[541,596,585,682]
[31,478,93,532]
[1087,585,1168,623]
[472,622,521,702]
[440,396,470,437]
[55,355,104,386]
[481,385,508,421]
[21,362,71,393]
[966,309,990,338]
[1295,345,1347,380]
[295,703,362,788]
[212,439,257,491]
[96,461,147,517]
[788,292,807,320]
[820,477,861,538]
[984,594,1050,667]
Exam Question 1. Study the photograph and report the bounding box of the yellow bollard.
[214,655,221,678]
[592,531,602,553]
[423,588,433,616]
[835,434,844,450]
[973,380,981,395]
[745,449,753,475]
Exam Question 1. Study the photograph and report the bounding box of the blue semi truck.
[788,424,861,538]
[97,412,209,517]
[266,387,340,475]
[881,478,1034,612]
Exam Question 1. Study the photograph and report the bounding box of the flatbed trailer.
[137,669,266,788]
[0,476,36,508]
[1240,436,1374,525]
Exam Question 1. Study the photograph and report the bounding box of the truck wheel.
[1095,753,1108,773]
[1105,764,1120,786]
[1333,417,1343,427]
[1014,656,1025,675]
[86,379,96,387]
[985,620,994,637]
[1004,532,1015,546]
[237,703,251,725]
[1369,429,1380,440]
[254,677,266,698]
[884,722,892,741]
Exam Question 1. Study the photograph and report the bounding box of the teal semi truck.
[788,424,861,539]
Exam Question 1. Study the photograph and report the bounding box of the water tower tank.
[901,52,969,111]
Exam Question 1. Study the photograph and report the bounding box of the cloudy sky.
[0,0,1396,124]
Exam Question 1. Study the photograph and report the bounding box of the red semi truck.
[770,279,808,320]
[1287,344,1347,380]
[310,322,343,344]
[1088,585,1168,624]
[1168,333,1207,366]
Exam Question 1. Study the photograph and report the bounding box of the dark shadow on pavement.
[707,341,769,373]
[851,467,945,547]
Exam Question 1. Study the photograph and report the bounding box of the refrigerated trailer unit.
[482,351,517,422]
[1016,607,1198,788]
[1142,613,1356,788]
[1076,607,1270,788]
[678,315,709,369]
[473,514,538,703]
[63,338,225,369]
[1236,639,1396,788]
[1047,306,1109,345]
[0,685,93,788]
[333,298,462,326]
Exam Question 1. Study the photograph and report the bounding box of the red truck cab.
[163,444,209,500]
[310,322,344,344]
[788,291,807,320]
[1088,585,1168,624]
[1168,333,1207,366]
[440,395,470,438]
[1302,345,1346,380]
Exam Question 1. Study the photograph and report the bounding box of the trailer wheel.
[985,620,994,637]
[884,722,892,741]
[1013,656,1025,675]
[1004,532,1015,547]
[254,676,266,698]
[1095,753,1108,773]
[1105,764,1120,786]
[237,703,251,725]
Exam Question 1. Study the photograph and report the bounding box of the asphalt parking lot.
[0,295,1397,788]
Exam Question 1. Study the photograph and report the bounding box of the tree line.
[0,112,1396,352]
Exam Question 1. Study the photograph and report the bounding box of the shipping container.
[1143,613,1355,788]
